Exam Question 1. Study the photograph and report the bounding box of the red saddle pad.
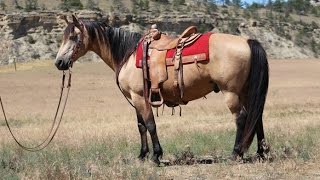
[135,32,212,68]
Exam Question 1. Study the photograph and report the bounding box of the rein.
[0,70,72,152]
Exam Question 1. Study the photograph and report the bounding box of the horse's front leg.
[133,95,163,164]
[145,107,163,164]
[136,110,149,160]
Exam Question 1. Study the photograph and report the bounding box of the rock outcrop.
[0,10,319,65]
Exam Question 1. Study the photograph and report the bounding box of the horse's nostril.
[55,59,63,69]
[55,59,63,68]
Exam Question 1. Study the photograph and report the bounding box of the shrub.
[0,1,6,10]
[25,0,38,12]
[27,35,36,44]
[59,0,83,11]
[85,0,100,11]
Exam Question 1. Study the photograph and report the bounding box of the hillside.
[0,0,319,65]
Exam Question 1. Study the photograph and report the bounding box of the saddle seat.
[149,26,200,51]
[180,26,197,38]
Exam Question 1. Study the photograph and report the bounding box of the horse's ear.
[72,14,84,32]
[59,15,69,24]
[72,14,79,24]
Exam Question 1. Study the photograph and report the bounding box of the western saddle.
[142,24,202,107]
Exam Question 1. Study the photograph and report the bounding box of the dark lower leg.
[136,112,149,160]
[144,110,163,164]
[224,92,242,160]
[232,108,247,159]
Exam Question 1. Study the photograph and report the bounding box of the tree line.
[0,0,100,12]
[0,0,319,17]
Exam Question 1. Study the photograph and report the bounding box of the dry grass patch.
[0,59,320,178]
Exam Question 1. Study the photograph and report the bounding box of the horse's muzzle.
[55,59,70,70]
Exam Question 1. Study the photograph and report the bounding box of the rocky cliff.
[0,9,319,65]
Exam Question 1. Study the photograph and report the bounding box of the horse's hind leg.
[232,108,247,159]
[223,92,243,159]
[136,110,149,160]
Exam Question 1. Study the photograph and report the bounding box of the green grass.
[164,130,235,157]
[267,127,319,161]
[1,125,320,179]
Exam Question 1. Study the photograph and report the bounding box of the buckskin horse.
[55,15,269,164]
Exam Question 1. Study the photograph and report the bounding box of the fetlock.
[138,148,149,160]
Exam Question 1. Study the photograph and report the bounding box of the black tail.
[241,39,269,154]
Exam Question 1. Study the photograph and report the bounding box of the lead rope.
[0,70,72,152]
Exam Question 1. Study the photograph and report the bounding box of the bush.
[310,38,319,57]
[31,52,40,59]
[311,21,319,29]
[59,0,83,11]
[25,0,38,12]
[27,35,36,44]
[206,0,218,14]
[172,0,185,6]
[227,18,240,35]
[85,0,100,11]
[311,7,320,17]
[0,1,6,10]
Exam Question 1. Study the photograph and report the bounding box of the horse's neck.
[90,39,115,71]
[89,28,140,72]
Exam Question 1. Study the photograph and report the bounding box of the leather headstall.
[70,23,85,65]
[70,32,84,63]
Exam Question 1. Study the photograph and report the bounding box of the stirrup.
[148,88,164,107]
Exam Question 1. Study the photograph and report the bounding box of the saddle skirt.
[135,32,212,68]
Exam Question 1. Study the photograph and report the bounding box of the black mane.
[84,21,142,68]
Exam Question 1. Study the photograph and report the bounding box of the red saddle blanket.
[135,32,212,68]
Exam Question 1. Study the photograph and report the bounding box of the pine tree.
[14,0,23,9]
[0,1,6,11]
[232,0,242,7]
[86,0,100,11]
[60,0,83,11]
[172,0,185,6]
[25,0,38,12]
[206,0,218,13]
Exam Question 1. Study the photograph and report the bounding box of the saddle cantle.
[136,25,212,107]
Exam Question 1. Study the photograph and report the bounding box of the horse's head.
[55,15,90,70]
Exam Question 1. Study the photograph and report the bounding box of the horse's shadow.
[160,152,274,167]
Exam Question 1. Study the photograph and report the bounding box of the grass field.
[0,59,320,179]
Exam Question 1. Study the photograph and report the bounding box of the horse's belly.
[161,64,214,104]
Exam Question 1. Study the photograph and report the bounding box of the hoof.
[256,139,270,162]
[138,151,149,161]
[255,152,266,161]
[151,152,163,166]
[152,156,160,165]
[258,139,270,155]
[231,151,243,161]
